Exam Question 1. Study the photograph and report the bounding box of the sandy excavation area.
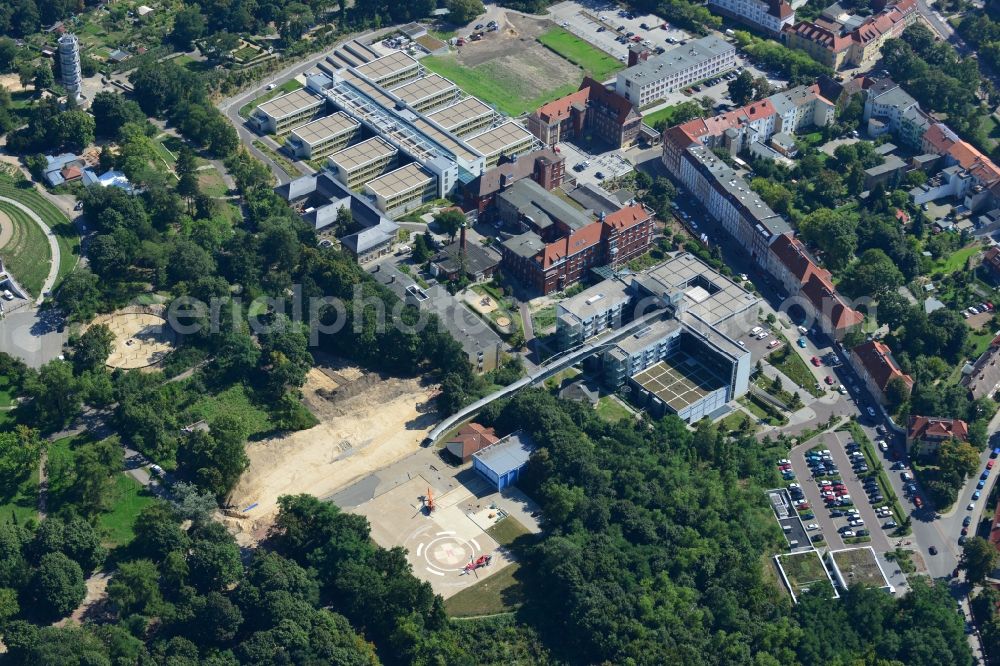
[224,363,439,542]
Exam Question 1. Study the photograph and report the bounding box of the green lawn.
[486,517,531,547]
[531,305,556,332]
[0,200,52,297]
[536,27,623,81]
[252,140,301,179]
[421,55,579,117]
[769,343,823,398]
[596,395,633,423]
[444,562,525,617]
[198,168,230,198]
[97,474,155,547]
[933,243,981,275]
[239,79,303,118]
[181,383,274,437]
[153,136,178,167]
[0,179,80,293]
[0,463,39,527]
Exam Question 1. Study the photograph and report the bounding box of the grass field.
[0,463,38,527]
[596,395,633,423]
[444,562,524,617]
[252,140,301,179]
[486,517,531,547]
[198,168,230,198]
[421,55,579,117]
[0,179,80,293]
[0,200,52,296]
[239,79,303,118]
[97,474,155,546]
[642,104,687,129]
[153,136,178,167]
[181,383,274,437]
[769,342,823,398]
[778,550,833,597]
[536,27,623,81]
[932,243,981,275]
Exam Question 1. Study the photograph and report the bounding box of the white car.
[756,331,769,340]
[819,480,832,486]
[968,503,976,511]
[778,459,790,465]
[806,523,820,531]
[750,326,763,336]
[877,440,888,451]
[849,519,864,527]
[842,530,855,537]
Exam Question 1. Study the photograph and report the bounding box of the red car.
[914,496,924,508]
[824,375,834,385]
[962,526,969,536]
[810,356,822,366]
[988,460,995,470]
[797,503,810,510]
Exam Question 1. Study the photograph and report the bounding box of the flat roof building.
[327,136,399,190]
[466,122,536,167]
[286,112,361,159]
[250,88,325,135]
[426,97,496,137]
[615,36,736,107]
[472,431,534,490]
[363,163,436,216]
[556,279,632,349]
[389,74,459,113]
[354,51,420,87]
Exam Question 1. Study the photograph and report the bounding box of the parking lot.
[784,432,895,553]
[548,1,691,64]
[558,141,634,189]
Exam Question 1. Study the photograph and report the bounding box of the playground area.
[89,309,178,369]
[352,475,518,597]
[463,290,500,315]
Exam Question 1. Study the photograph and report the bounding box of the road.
[916,0,956,41]
[217,28,379,185]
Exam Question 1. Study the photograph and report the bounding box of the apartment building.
[671,145,791,268]
[463,147,565,214]
[285,112,360,159]
[327,136,398,190]
[249,88,325,135]
[849,340,914,406]
[363,163,437,216]
[615,36,737,107]
[770,85,835,133]
[708,0,794,35]
[783,0,917,70]
[555,279,632,349]
[527,77,643,149]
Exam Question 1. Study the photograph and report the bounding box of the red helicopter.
[462,553,493,577]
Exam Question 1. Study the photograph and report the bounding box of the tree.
[171,6,206,50]
[25,360,80,429]
[0,37,18,73]
[876,291,911,330]
[962,536,999,584]
[107,559,162,616]
[728,70,755,106]
[188,528,242,593]
[72,437,123,516]
[447,0,485,23]
[56,111,95,150]
[434,209,465,242]
[72,324,114,375]
[55,268,102,322]
[179,414,249,497]
[30,552,85,620]
[938,438,980,482]
[90,92,145,139]
[32,63,53,94]
[798,209,857,269]
[61,518,106,573]
[843,248,904,297]
[884,375,911,410]
[0,427,43,484]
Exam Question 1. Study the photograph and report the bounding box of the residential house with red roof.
[848,340,914,406]
[445,422,500,463]
[906,415,969,455]
[526,77,642,149]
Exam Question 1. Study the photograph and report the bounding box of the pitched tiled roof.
[907,415,969,442]
[770,233,831,285]
[984,246,1000,274]
[542,220,603,268]
[852,340,914,392]
[603,203,650,231]
[533,78,639,127]
[445,422,499,461]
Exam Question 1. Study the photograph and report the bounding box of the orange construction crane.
[425,487,435,514]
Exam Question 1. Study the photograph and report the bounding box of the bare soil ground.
[58,572,110,627]
[449,14,580,102]
[0,210,12,251]
[224,364,439,544]
[0,74,27,93]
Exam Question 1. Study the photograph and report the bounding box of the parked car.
[810,356,822,366]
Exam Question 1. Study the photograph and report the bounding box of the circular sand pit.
[0,209,12,251]
[89,308,178,369]
[495,316,511,327]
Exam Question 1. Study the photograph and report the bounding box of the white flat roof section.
[389,74,458,106]
[364,163,434,198]
[355,51,419,82]
[426,97,495,132]
[328,136,397,170]
[257,88,323,120]
[466,121,534,157]
[289,112,360,147]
